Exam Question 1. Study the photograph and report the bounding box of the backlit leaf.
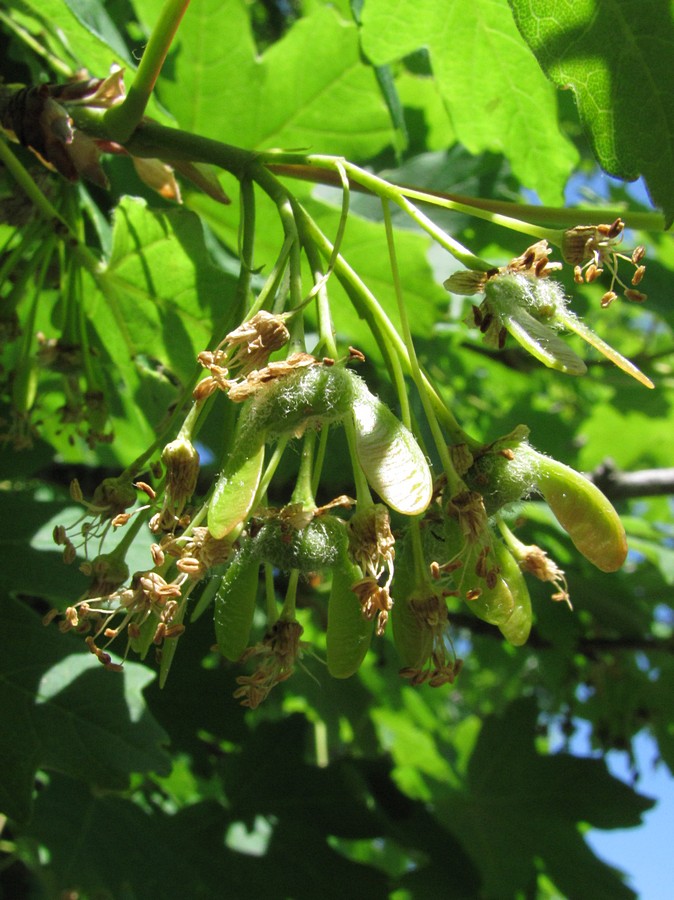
[509,0,674,226]
[360,0,579,202]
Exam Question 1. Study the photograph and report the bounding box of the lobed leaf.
[0,597,170,824]
[135,0,395,159]
[435,698,654,898]
[509,0,674,226]
[97,196,239,385]
[360,0,579,203]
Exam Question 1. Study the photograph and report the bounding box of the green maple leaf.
[434,697,654,898]
[509,0,674,226]
[359,0,578,203]
[133,0,394,159]
[0,597,170,824]
[92,196,239,386]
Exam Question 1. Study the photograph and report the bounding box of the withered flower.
[223,311,291,376]
[225,352,320,402]
[347,504,395,635]
[351,576,393,636]
[233,618,305,708]
[399,592,462,688]
[444,240,561,297]
[504,531,571,608]
[562,219,647,304]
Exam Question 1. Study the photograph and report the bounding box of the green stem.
[406,192,665,234]
[409,518,432,587]
[397,183,558,246]
[20,235,57,356]
[61,256,80,347]
[254,436,290,505]
[307,156,493,270]
[265,161,666,234]
[344,417,373,508]
[120,379,203,481]
[248,233,293,316]
[312,426,330,498]
[381,200,461,492]
[216,175,255,342]
[247,164,305,338]
[281,569,300,619]
[122,119,256,175]
[291,430,317,508]
[177,396,207,442]
[293,201,477,447]
[104,0,192,141]
[381,199,412,430]
[265,564,279,627]
[297,222,338,359]
[74,266,99,389]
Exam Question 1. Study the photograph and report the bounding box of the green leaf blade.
[102,196,238,384]
[144,0,395,158]
[509,0,674,225]
[360,0,579,203]
[0,598,170,824]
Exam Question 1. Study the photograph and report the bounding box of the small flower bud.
[135,481,156,500]
[92,476,138,518]
[63,542,77,565]
[150,543,165,567]
[162,436,200,512]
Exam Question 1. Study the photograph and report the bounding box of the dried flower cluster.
[234,619,305,708]
[195,312,293,400]
[562,219,647,307]
[348,504,395,636]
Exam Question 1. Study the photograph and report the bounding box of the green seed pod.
[484,274,587,377]
[208,445,265,540]
[235,364,356,460]
[462,426,536,515]
[391,588,435,670]
[11,358,38,414]
[532,452,628,572]
[326,555,373,678]
[352,387,432,516]
[92,475,138,518]
[214,546,260,660]
[253,514,348,573]
[492,541,532,646]
[464,571,515,632]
